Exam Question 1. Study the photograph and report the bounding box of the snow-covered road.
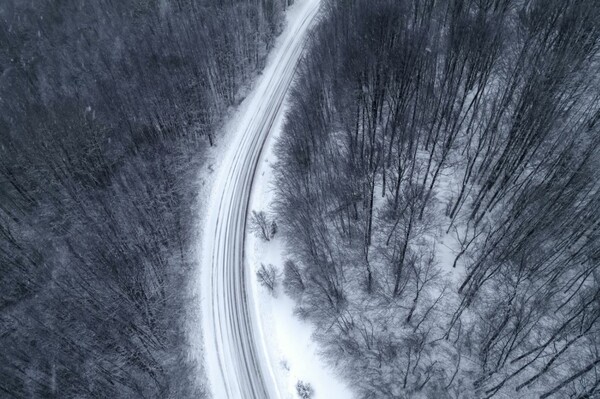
[200,1,321,398]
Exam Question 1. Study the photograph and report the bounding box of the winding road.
[201,1,321,398]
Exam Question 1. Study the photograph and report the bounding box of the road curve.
[201,1,321,398]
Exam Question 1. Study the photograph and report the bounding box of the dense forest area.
[275,0,600,398]
[0,0,291,397]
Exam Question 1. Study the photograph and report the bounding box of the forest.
[274,0,600,398]
[0,0,292,397]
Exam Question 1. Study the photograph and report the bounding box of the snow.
[190,0,336,397]
[246,103,354,399]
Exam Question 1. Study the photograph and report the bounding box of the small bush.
[296,380,314,399]
[249,210,273,241]
[257,263,278,292]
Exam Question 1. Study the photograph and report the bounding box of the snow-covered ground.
[246,104,354,399]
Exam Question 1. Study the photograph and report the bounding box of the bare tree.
[257,263,278,293]
[249,210,274,241]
